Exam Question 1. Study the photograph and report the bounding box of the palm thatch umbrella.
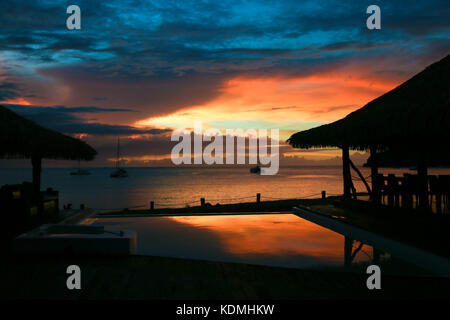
[0,105,97,192]
[288,54,450,149]
[287,54,450,199]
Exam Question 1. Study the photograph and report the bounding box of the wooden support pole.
[402,174,413,209]
[349,158,371,194]
[344,236,353,268]
[256,193,261,203]
[31,156,43,219]
[369,145,379,203]
[321,190,326,199]
[387,174,395,207]
[373,248,382,265]
[201,198,205,206]
[31,156,42,195]
[417,163,429,210]
[342,144,352,200]
[436,193,442,214]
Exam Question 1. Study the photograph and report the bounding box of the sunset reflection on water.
[88,214,374,269]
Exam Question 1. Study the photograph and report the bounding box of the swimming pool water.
[84,213,384,270]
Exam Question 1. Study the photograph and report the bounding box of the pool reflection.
[89,214,381,269]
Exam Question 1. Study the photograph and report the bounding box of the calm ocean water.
[2,166,450,210]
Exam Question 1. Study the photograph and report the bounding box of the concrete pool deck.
[2,254,450,300]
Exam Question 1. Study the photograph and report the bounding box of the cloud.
[0,82,21,101]
[1,1,448,120]
[36,65,233,117]
[1,0,448,167]
[3,104,170,136]
[5,104,138,114]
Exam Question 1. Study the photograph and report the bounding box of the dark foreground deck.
[1,254,450,300]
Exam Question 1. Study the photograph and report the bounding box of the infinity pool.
[83,213,386,270]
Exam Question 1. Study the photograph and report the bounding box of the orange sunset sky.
[1,1,449,167]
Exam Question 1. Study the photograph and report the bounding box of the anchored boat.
[70,160,91,175]
[110,137,128,178]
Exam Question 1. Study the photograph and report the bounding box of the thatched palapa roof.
[287,54,450,152]
[0,105,97,160]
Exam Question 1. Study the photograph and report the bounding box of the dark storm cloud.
[1,1,447,78]
[320,41,393,52]
[51,122,171,136]
[37,66,232,116]
[4,104,137,114]
[380,0,450,36]
[3,104,169,136]
[0,82,21,101]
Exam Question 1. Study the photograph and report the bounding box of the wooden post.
[321,190,326,199]
[201,198,205,206]
[429,175,440,214]
[387,174,396,207]
[342,144,352,199]
[349,159,371,194]
[373,248,382,265]
[369,145,379,203]
[372,174,382,205]
[402,174,413,209]
[150,201,154,210]
[31,156,42,195]
[256,193,261,203]
[344,237,353,268]
[417,163,429,210]
[436,176,442,214]
[31,156,43,219]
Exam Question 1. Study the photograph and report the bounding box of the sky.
[0,0,449,167]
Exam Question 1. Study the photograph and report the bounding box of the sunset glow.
[136,72,400,136]
[1,1,448,167]
[167,214,372,263]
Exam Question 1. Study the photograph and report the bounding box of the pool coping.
[94,211,292,218]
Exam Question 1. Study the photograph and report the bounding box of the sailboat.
[110,137,128,178]
[70,159,91,176]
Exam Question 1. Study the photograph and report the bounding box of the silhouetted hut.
[0,105,97,192]
[287,54,450,203]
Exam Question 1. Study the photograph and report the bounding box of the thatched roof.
[0,105,97,160]
[365,145,450,168]
[287,54,450,151]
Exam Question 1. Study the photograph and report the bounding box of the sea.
[1,166,449,211]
